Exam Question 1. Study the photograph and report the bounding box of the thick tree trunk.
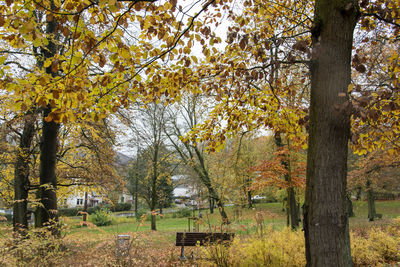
[134,176,138,215]
[83,191,88,222]
[247,190,253,208]
[304,1,359,266]
[151,214,156,230]
[208,186,229,223]
[13,114,35,233]
[346,195,355,217]
[288,187,299,229]
[37,106,60,232]
[274,132,299,229]
[366,180,376,221]
[209,197,214,214]
[355,186,362,200]
[35,1,60,234]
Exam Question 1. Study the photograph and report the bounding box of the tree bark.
[274,132,299,229]
[366,180,376,221]
[36,0,60,234]
[209,197,214,214]
[304,1,359,266]
[37,106,60,232]
[135,173,138,215]
[247,190,253,209]
[13,113,36,233]
[83,191,88,222]
[288,187,299,229]
[346,195,354,217]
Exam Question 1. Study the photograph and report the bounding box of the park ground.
[1,200,400,266]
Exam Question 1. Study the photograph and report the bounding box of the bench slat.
[176,232,234,246]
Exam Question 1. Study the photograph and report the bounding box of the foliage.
[0,213,12,222]
[172,208,192,218]
[58,207,82,217]
[135,210,146,220]
[351,224,400,266]
[58,203,131,217]
[0,228,69,266]
[210,227,306,267]
[110,203,132,212]
[214,224,400,267]
[348,148,400,194]
[89,208,112,227]
[251,145,306,190]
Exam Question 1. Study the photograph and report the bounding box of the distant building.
[60,152,134,208]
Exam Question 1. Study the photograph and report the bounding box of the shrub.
[58,208,81,217]
[0,228,69,266]
[135,210,146,220]
[113,203,132,212]
[369,229,400,262]
[87,206,102,215]
[351,233,381,266]
[173,208,192,218]
[225,227,306,267]
[351,225,400,266]
[89,209,112,226]
[0,213,12,222]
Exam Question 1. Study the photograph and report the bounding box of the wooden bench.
[176,232,234,260]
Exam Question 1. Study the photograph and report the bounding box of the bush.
[58,208,82,217]
[173,208,192,218]
[225,227,306,267]
[87,206,102,215]
[89,209,112,226]
[113,203,132,212]
[351,220,400,266]
[135,210,146,220]
[0,213,12,222]
[0,228,68,266]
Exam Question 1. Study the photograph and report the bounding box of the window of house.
[77,199,83,205]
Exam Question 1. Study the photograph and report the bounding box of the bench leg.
[180,245,186,260]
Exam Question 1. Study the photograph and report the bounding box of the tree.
[13,113,36,233]
[127,102,175,230]
[349,148,400,220]
[250,132,306,229]
[165,95,230,222]
[0,0,215,232]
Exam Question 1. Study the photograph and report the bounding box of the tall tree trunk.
[83,191,88,222]
[13,113,36,234]
[247,190,253,209]
[274,132,299,229]
[37,106,60,232]
[151,214,156,230]
[304,1,359,266]
[150,189,157,230]
[134,174,138,215]
[209,197,214,214]
[366,180,376,221]
[207,185,228,223]
[288,187,299,229]
[346,195,354,217]
[150,145,158,231]
[355,186,362,200]
[36,0,60,234]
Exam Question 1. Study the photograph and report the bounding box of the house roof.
[173,187,191,198]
